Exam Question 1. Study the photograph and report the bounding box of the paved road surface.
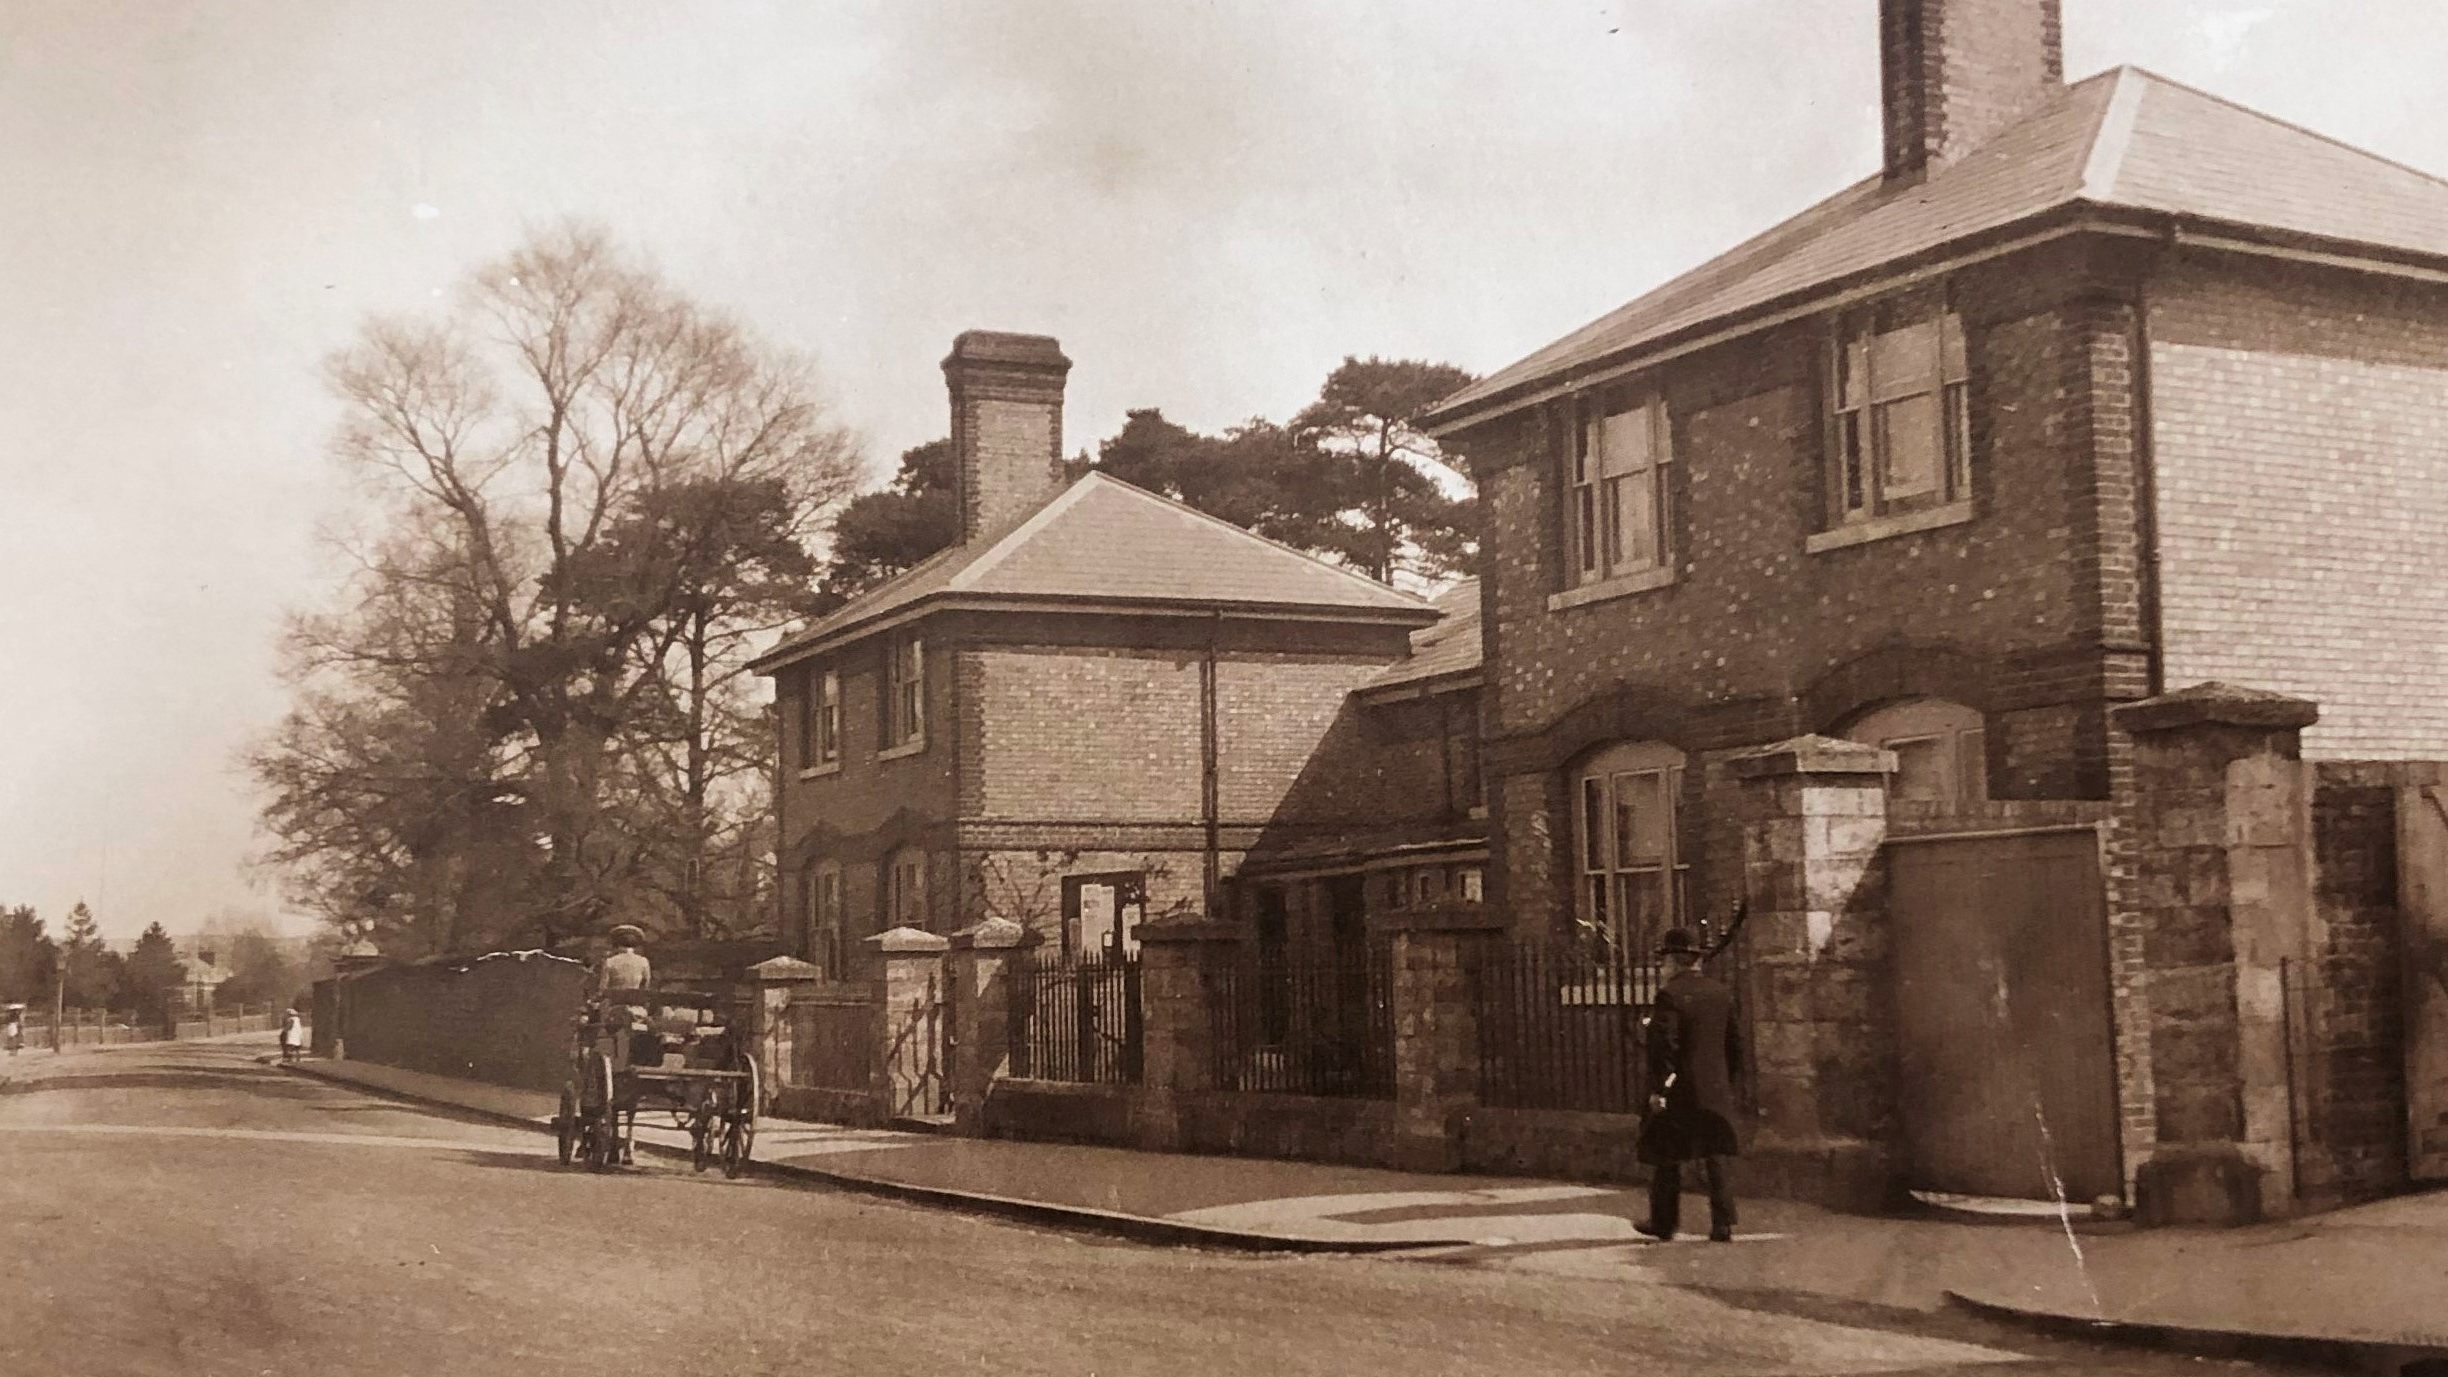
[0,1042,2302,1377]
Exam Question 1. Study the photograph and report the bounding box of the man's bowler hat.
[1656,928,1703,957]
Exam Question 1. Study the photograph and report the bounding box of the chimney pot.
[942,331,1072,544]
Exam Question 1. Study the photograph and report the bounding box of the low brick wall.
[984,1079,1140,1147]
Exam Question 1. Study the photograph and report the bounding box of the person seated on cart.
[590,924,662,1066]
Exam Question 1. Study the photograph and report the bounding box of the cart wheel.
[587,1107,620,1171]
[721,1054,759,1179]
[556,1088,578,1166]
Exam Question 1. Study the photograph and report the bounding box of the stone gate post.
[866,926,952,1120]
[1132,917,1243,1151]
[2112,682,2319,1225]
[1379,904,1505,1171]
[947,917,1032,1133]
[741,956,823,1110]
[1731,734,1898,1210]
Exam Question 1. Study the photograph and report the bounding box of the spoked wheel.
[583,1051,620,1172]
[555,1087,579,1166]
[721,1054,760,1179]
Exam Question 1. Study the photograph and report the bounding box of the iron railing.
[1008,952,1143,1085]
[1210,944,1394,1099]
[1471,940,1660,1114]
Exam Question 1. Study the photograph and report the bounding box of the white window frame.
[801,667,841,773]
[1566,389,1673,587]
[1829,296,1972,527]
[884,634,925,752]
[1572,741,1688,964]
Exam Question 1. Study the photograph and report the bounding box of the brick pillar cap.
[1729,734,1896,781]
[2113,682,2318,735]
[948,917,1033,952]
[744,955,826,983]
[1135,916,1244,945]
[864,925,950,955]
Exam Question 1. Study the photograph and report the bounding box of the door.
[1889,828,2122,1202]
[2401,784,2448,1181]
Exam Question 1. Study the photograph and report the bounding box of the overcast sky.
[4,0,2441,939]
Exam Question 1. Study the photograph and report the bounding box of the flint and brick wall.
[2150,255,2448,759]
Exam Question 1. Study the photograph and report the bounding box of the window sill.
[1547,565,1677,612]
[877,739,928,762]
[796,761,842,781]
[1805,501,1974,554]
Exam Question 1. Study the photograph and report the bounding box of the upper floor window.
[884,634,925,750]
[1574,741,1687,962]
[1829,296,1970,526]
[1567,389,1673,586]
[1844,697,1988,809]
[799,666,841,771]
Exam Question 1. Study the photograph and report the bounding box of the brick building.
[1410,0,2448,1214]
[750,332,1451,973]
[1425,0,2448,948]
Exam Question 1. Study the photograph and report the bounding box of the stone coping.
[865,925,951,955]
[2114,681,2319,734]
[948,917,1034,952]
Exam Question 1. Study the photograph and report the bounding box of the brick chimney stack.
[1881,0,2064,180]
[942,330,1072,544]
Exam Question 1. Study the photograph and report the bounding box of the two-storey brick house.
[751,333,1448,971]
[1425,0,2448,959]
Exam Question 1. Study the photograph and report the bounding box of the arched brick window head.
[1844,697,1987,808]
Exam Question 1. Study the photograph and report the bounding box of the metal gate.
[885,966,950,1120]
[1888,826,2122,1202]
[2401,784,2448,1181]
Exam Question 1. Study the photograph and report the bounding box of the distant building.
[751,332,1472,973]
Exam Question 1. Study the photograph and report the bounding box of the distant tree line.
[0,903,310,1029]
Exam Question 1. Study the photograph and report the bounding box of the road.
[0,1041,2301,1377]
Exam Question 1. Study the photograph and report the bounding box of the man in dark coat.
[1636,927,1742,1242]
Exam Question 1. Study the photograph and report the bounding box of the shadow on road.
[2,1069,324,1096]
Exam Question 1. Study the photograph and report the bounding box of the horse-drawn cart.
[554,990,759,1177]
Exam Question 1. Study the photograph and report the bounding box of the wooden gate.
[1889,826,2122,1202]
[2400,784,2448,1181]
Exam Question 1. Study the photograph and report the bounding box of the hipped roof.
[1429,67,2448,429]
[754,472,1432,672]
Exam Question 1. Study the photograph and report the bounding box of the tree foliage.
[0,907,56,1007]
[58,902,121,1011]
[812,439,956,608]
[811,358,1478,598]
[253,224,861,957]
[124,922,184,1030]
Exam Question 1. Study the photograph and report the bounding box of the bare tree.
[255,225,858,954]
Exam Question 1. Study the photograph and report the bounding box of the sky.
[3,0,2442,940]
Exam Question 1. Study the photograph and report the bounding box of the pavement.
[6,1038,2265,1377]
[288,1052,2448,1373]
